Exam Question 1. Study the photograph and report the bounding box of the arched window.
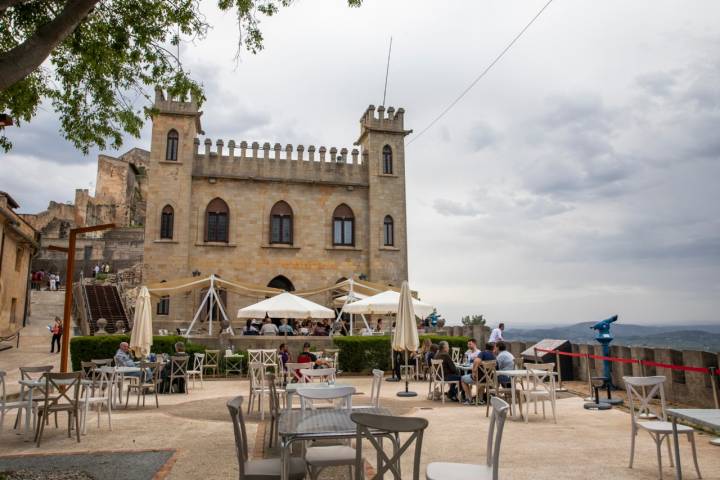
[205,198,229,243]
[166,129,179,161]
[267,275,295,292]
[382,145,393,174]
[270,201,293,244]
[160,205,174,239]
[383,215,394,246]
[157,280,169,315]
[333,204,354,246]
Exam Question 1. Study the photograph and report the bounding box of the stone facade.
[143,90,412,331]
[0,192,39,334]
[21,149,148,281]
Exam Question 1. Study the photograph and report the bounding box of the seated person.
[374,318,384,333]
[278,318,295,335]
[435,341,461,401]
[460,345,496,405]
[242,319,259,335]
[160,341,189,393]
[425,343,439,366]
[296,342,331,373]
[494,341,514,387]
[312,321,328,336]
[114,342,144,379]
[463,338,481,364]
[299,320,310,336]
[260,317,279,335]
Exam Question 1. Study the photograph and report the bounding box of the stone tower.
[356,105,413,285]
[142,88,203,282]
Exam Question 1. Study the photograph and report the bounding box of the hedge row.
[333,335,469,373]
[69,335,205,371]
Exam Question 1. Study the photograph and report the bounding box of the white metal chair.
[187,353,205,389]
[227,396,306,480]
[519,363,557,423]
[298,386,356,480]
[1,370,35,434]
[623,376,702,480]
[261,349,280,378]
[426,397,510,480]
[248,362,271,420]
[247,350,264,377]
[299,368,336,383]
[428,359,460,404]
[82,366,115,433]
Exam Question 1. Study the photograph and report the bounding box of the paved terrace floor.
[1,376,718,480]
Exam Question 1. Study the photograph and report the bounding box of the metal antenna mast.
[382,36,393,106]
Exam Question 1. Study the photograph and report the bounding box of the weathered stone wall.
[0,193,38,333]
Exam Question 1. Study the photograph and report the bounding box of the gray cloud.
[433,198,483,217]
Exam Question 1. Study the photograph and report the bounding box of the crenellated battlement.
[153,87,201,116]
[191,138,368,186]
[359,104,407,132]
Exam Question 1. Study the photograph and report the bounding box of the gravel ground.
[0,470,95,480]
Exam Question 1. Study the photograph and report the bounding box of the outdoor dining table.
[667,409,720,479]
[278,406,391,480]
[283,382,354,409]
[17,377,93,441]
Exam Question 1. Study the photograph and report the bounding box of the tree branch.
[0,0,99,91]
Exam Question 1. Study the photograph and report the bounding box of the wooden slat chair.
[428,359,460,404]
[1,370,35,433]
[351,412,429,480]
[35,372,82,447]
[226,396,306,480]
[168,355,189,394]
[81,366,115,433]
[125,362,162,408]
[451,347,461,364]
[203,349,220,377]
[474,360,497,406]
[16,365,54,429]
[426,397,510,480]
[624,376,702,479]
[485,365,520,418]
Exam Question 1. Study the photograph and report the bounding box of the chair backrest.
[91,358,113,367]
[351,412,429,480]
[139,361,161,384]
[226,396,250,478]
[43,372,82,409]
[485,397,510,479]
[261,349,278,367]
[513,357,524,369]
[476,360,497,387]
[526,363,556,392]
[204,350,219,366]
[247,349,263,365]
[451,347,461,364]
[169,356,189,376]
[623,376,668,423]
[299,367,336,383]
[80,361,98,380]
[370,369,384,407]
[298,385,355,412]
[430,359,445,382]
[267,374,280,419]
[19,365,53,381]
[193,353,205,370]
[286,362,313,381]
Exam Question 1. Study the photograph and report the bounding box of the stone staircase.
[83,284,129,334]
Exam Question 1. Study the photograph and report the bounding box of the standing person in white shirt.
[488,323,505,344]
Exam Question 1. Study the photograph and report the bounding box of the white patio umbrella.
[236,292,335,319]
[395,281,420,397]
[130,286,153,358]
[343,290,434,318]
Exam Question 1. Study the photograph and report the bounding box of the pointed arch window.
[383,215,394,246]
[157,280,170,315]
[382,145,393,174]
[270,201,293,244]
[333,204,355,246]
[166,129,179,161]
[205,198,229,243]
[160,205,174,239]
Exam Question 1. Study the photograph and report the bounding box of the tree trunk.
[0,0,99,92]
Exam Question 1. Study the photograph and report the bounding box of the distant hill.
[505,323,720,352]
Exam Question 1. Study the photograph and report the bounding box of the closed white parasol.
[130,286,153,358]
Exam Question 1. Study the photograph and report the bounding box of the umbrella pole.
[397,349,417,397]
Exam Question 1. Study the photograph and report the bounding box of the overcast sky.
[2,0,719,327]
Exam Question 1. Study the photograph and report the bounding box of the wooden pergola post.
[48,223,115,372]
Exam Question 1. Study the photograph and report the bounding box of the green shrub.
[332,334,469,373]
[70,335,205,371]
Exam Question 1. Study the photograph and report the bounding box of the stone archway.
[267,275,295,292]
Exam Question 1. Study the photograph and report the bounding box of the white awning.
[343,290,434,318]
[237,292,335,319]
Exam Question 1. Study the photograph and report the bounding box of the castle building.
[143,89,412,329]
